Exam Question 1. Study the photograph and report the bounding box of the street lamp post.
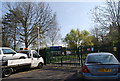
[37,27,40,55]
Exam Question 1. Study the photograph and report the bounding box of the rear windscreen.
[86,54,119,64]
[20,50,31,58]
[20,51,29,54]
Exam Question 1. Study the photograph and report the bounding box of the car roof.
[87,52,113,56]
[20,50,36,51]
[0,47,11,49]
[20,50,37,52]
[20,50,30,51]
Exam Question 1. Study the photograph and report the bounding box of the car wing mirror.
[12,52,16,55]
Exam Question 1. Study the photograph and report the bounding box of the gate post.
[79,46,83,67]
[77,47,80,66]
[81,46,83,67]
[43,48,47,65]
[61,57,63,66]
[116,42,120,62]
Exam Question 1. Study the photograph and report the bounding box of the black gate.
[45,46,86,67]
[42,44,119,67]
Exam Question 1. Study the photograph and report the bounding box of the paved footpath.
[2,64,83,81]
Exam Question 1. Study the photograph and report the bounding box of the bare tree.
[46,15,61,46]
[91,27,100,45]
[2,2,58,48]
[0,22,2,47]
[91,0,120,44]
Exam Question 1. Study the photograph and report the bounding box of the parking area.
[2,64,83,81]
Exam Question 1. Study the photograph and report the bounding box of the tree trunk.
[13,25,16,50]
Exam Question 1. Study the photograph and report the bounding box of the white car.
[19,49,44,68]
[0,47,28,63]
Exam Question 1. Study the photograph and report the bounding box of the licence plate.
[98,68,111,72]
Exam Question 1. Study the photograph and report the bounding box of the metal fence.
[45,48,82,67]
[40,43,120,67]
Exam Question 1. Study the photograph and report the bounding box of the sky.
[48,2,103,38]
[0,0,104,38]
[0,0,104,47]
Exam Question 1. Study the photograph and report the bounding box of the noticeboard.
[50,46,62,51]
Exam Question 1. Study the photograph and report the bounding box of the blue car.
[82,53,120,80]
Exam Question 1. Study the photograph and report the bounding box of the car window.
[20,50,31,58]
[2,49,16,54]
[32,51,40,58]
[86,54,119,64]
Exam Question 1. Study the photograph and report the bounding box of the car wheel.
[37,63,43,69]
[3,68,13,77]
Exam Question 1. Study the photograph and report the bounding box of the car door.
[31,50,40,68]
[0,49,2,65]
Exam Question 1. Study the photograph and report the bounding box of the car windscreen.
[2,49,16,54]
[20,50,29,54]
[32,51,40,58]
[86,54,119,64]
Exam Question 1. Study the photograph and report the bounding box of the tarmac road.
[2,64,83,81]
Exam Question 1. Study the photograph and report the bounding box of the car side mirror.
[36,55,40,58]
[12,52,16,55]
